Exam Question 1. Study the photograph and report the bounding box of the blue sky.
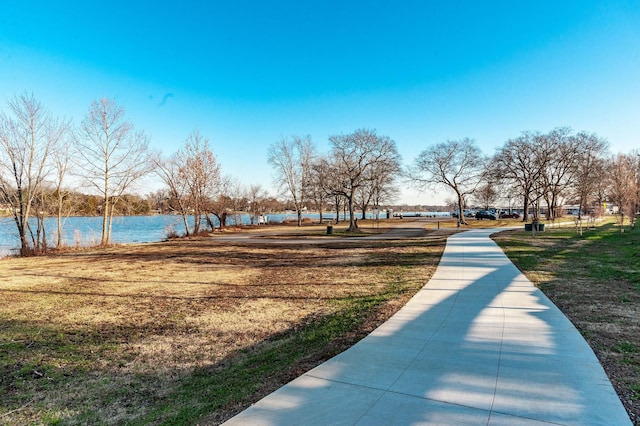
[1,1,639,205]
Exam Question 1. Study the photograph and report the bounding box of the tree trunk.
[101,198,109,246]
[456,192,466,225]
[193,207,201,234]
[13,210,27,256]
[577,194,585,221]
[181,212,191,236]
[522,194,530,222]
[205,213,216,231]
[106,200,116,245]
[38,214,47,253]
[15,189,31,255]
[544,196,552,220]
[57,198,64,249]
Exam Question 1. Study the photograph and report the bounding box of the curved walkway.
[224,228,630,425]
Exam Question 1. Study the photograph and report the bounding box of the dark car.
[499,212,521,219]
[475,210,497,220]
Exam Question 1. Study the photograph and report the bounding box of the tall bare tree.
[179,131,221,233]
[0,93,67,255]
[152,152,192,235]
[608,153,637,232]
[535,127,589,221]
[327,129,400,231]
[474,181,499,210]
[630,149,640,229]
[308,158,331,223]
[267,135,315,226]
[493,132,544,222]
[571,132,609,219]
[51,137,74,248]
[356,149,401,218]
[247,183,267,225]
[74,98,150,245]
[320,156,348,224]
[411,138,485,225]
[154,132,223,235]
[207,174,237,230]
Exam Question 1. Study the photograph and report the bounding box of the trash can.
[525,223,545,232]
[326,225,333,235]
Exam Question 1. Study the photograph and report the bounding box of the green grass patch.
[613,341,639,354]
[494,220,639,421]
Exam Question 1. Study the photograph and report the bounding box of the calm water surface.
[0,215,181,257]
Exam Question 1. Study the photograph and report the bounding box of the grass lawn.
[494,220,640,423]
[0,226,446,425]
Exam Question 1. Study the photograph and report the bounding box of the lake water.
[0,211,451,257]
[0,215,178,257]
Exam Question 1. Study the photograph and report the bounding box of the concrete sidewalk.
[224,229,630,425]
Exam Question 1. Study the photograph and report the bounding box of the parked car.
[499,212,521,219]
[452,209,477,218]
[475,210,497,220]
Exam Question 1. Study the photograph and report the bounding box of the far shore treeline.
[1,93,639,256]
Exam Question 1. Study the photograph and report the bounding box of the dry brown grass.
[0,227,446,424]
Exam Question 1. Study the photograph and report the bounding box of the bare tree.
[535,127,586,221]
[630,150,640,229]
[152,152,192,235]
[179,131,221,233]
[0,93,67,255]
[154,133,223,235]
[147,188,172,214]
[607,153,636,232]
[328,129,400,231]
[308,158,331,223]
[474,182,499,210]
[317,152,350,224]
[501,185,524,217]
[247,184,267,225]
[267,135,315,226]
[593,163,611,216]
[225,177,245,227]
[74,98,150,245]
[411,138,485,225]
[493,132,545,222]
[176,132,222,233]
[207,174,237,230]
[51,137,74,248]
[571,132,609,219]
[356,150,401,219]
